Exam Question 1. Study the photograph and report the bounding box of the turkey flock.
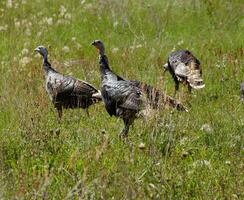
[35,40,205,137]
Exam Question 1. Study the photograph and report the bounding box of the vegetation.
[0,0,243,199]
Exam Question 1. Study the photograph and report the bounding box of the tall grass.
[0,0,243,199]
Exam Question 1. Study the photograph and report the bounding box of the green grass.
[0,0,244,199]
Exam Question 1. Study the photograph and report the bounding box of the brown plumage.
[164,50,205,94]
[35,45,102,118]
[132,81,187,111]
[92,40,187,137]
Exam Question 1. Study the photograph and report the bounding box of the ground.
[0,0,243,199]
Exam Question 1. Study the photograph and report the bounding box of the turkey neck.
[99,53,113,78]
[42,55,56,75]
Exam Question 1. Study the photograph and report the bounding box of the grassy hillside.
[0,0,243,199]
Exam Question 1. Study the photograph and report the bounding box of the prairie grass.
[0,0,244,199]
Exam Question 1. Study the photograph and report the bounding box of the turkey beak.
[91,41,99,52]
[34,48,39,52]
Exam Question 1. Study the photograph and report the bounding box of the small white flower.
[28,22,32,27]
[179,137,189,145]
[130,44,143,50]
[6,0,13,8]
[216,63,221,68]
[136,44,142,48]
[177,40,184,46]
[71,37,76,42]
[111,47,119,53]
[113,21,119,28]
[46,17,53,25]
[14,2,19,9]
[225,160,231,165]
[0,25,8,31]
[64,13,71,20]
[21,48,29,56]
[200,124,213,133]
[20,57,32,66]
[138,142,146,149]
[59,5,66,16]
[193,160,211,169]
[14,21,21,28]
[62,46,70,53]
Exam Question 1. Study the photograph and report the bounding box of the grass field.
[0,0,244,199]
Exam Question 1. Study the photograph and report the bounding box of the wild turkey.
[35,45,102,118]
[164,50,205,95]
[240,81,244,100]
[91,40,187,137]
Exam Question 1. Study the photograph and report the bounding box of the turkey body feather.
[92,40,187,137]
[35,45,101,118]
[101,79,143,116]
[46,71,99,109]
[165,50,205,93]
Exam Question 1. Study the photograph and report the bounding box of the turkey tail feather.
[91,90,102,103]
[188,62,205,89]
[139,83,188,112]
